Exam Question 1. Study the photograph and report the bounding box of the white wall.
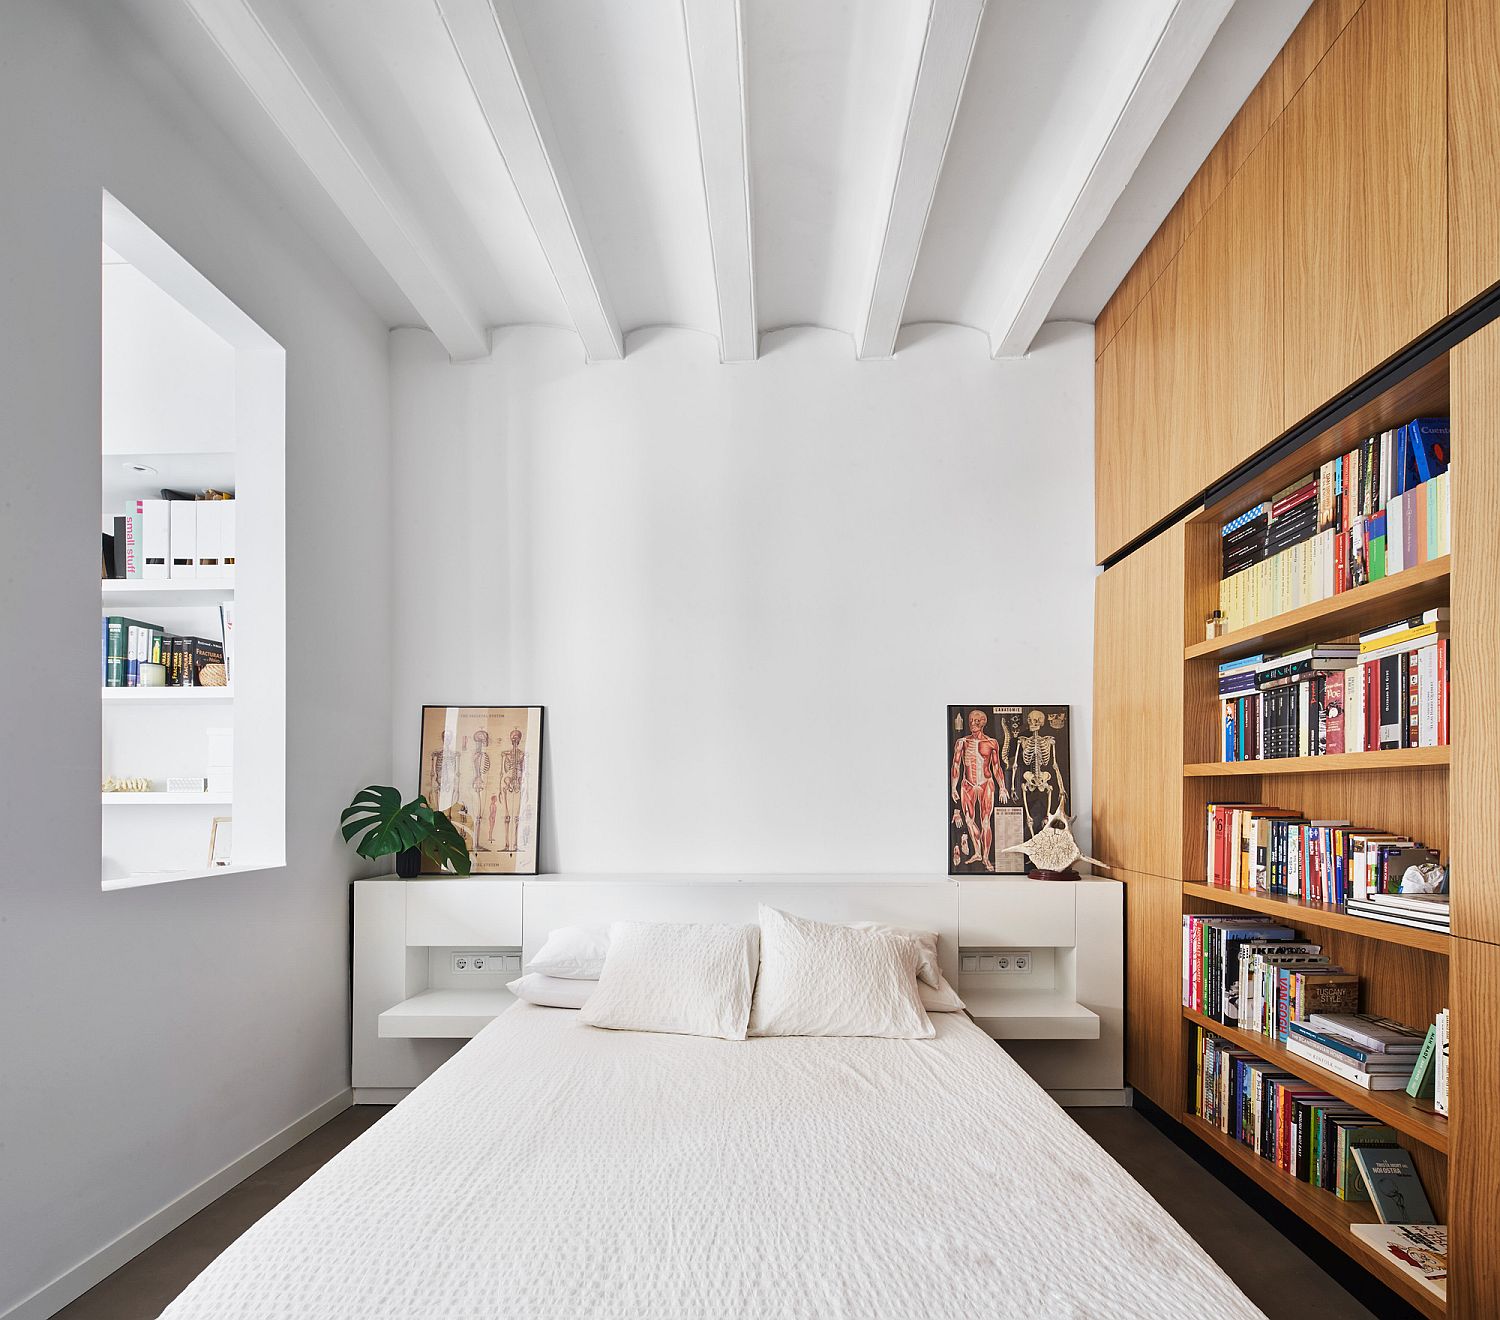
[0,2,392,1315]
[392,321,1095,872]
[102,260,237,456]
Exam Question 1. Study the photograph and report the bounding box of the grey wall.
[0,2,392,1313]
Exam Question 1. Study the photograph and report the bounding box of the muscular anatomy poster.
[419,706,543,874]
[948,705,1072,875]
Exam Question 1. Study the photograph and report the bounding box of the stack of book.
[102,616,226,688]
[1217,417,1450,632]
[1343,611,1449,753]
[1219,644,1358,761]
[101,493,236,582]
[1182,916,1357,1034]
[1218,614,1449,763]
[1346,890,1450,933]
[1202,803,1442,913]
[1194,1025,1402,1200]
[1284,1013,1425,1091]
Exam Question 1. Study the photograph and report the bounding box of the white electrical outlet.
[452,950,522,975]
[959,949,1034,976]
[1001,951,1032,975]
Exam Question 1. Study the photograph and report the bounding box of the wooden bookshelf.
[1183,1006,1449,1150]
[1181,882,1452,955]
[1186,556,1451,662]
[1182,1114,1445,1319]
[1185,747,1450,776]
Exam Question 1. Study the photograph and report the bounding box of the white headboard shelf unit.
[353,875,1124,1105]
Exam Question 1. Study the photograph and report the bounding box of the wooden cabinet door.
[1450,0,1500,309]
[1093,519,1185,880]
[1176,123,1285,488]
[1281,0,1446,424]
[1095,259,1182,563]
[1119,865,1185,1113]
[1449,318,1500,945]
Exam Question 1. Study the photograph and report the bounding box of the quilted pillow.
[581,920,759,1040]
[750,905,934,1038]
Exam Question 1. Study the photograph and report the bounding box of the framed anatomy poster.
[418,706,543,874]
[948,705,1071,876]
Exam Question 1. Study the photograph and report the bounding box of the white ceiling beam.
[682,0,757,363]
[181,0,490,362]
[856,0,985,361]
[988,0,1232,359]
[437,0,624,363]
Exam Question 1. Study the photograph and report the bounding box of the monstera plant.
[341,785,472,878]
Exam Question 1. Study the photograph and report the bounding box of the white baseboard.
[3,1089,352,1320]
[353,1087,410,1105]
[1051,1087,1134,1107]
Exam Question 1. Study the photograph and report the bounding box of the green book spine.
[104,616,127,688]
[1405,1024,1438,1099]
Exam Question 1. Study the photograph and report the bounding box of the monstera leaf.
[340,785,472,876]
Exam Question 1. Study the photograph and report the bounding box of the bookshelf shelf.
[1183,1006,1449,1151]
[1182,1114,1444,1319]
[1181,882,1451,955]
[101,687,233,705]
[1185,556,1450,663]
[1184,747,1449,777]
[102,580,234,608]
[101,792,232,807]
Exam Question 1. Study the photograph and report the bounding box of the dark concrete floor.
[1070,1107,1377,1320]
[55,1103,1376,1319]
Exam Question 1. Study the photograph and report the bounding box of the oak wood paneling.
[1281,0,1447,425]
[1449,322,1500,944]
[1450,937,1500,1318]
[1095,259,1185,563]
[1093,521,1185,878]
[1277,0,1364,99]
[1176,124,1285,493]
[1450,0,1500,309]
[1119,866,1184,1111]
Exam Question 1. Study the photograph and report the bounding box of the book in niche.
[1352,1147,1436,1225]
[1350,1224,1447,1301]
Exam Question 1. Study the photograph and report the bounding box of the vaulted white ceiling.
[114,0,1311,363]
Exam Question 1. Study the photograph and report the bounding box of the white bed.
[162,1003,1260,1318]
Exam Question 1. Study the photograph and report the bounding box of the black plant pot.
[395,847,422,879]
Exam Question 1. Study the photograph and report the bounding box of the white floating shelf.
[101,860,276,892]
[102,687,233,704]
[102,580,233,607]
[101,792,232,807]
[962,990,1100,1040]
[378,989,514,1039]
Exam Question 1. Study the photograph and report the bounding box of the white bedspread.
[162,1006,1262,1319]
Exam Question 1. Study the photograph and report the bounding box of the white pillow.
[525,925,609,980]
[581,921,759,1040]
[851,922,943,989]
[507,973,595,1009]
[750,906,934,1039]
[920,975,966,1013]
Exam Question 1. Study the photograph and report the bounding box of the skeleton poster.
[948,705,1071,876]
[419,706,543,874]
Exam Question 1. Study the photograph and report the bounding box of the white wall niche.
[100,192,286,888]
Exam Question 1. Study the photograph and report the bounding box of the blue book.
[1407,417,1451,484]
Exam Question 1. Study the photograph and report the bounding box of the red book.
[1408,654,1420,747]
[1364,660,1379,750]
[1325,670,1345,755]
[1437,638,1448,745]
[1271,482,1317,517]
